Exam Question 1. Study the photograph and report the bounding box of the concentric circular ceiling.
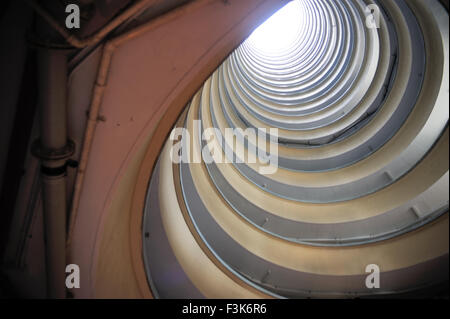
[143,0,448,298]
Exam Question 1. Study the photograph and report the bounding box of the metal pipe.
[28,0,156,48]
[38,51,68,151]
[32,47,74,299]
[40,171,67,298]
[67,42,115,246]
[30,12,77,296]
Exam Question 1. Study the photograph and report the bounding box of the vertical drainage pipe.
[31,45,75,299]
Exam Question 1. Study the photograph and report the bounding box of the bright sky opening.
[246,1,304,55]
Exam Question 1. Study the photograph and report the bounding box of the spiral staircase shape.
[142,0,449,298]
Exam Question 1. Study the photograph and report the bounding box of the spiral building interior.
[0,0,448,299]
